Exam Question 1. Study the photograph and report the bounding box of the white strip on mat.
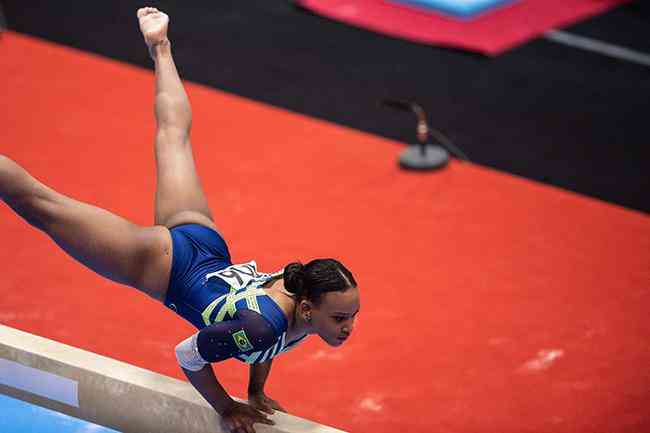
[544,30,650,68]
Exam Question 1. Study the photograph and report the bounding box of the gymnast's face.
[310,287,360,347]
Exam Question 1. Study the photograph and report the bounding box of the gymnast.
[0,7,360,433]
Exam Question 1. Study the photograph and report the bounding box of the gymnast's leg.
[138,7,220,233]
[0,155,172,300]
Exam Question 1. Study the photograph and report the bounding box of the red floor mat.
[1,32,649,432]
[296,0,630,55]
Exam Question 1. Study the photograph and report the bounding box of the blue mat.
[0,394,121,433]
[389,0,517,18]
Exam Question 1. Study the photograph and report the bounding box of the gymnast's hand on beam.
[220,400,275,433]
[247,390,287,415]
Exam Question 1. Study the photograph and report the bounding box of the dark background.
[3,0,649,212]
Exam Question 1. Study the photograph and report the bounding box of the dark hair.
[283,259,357,306]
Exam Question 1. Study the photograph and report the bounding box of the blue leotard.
[165,224,306,364]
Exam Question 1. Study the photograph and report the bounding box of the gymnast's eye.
[333,316,346,323]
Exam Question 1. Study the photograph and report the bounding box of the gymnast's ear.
[297,299,313,318]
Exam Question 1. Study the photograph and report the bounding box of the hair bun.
[283,262,306,296]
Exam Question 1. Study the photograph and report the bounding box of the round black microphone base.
[399,144,449,171]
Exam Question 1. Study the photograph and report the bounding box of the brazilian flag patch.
[232,330,254,352]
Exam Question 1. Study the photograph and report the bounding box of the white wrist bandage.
[175,333,208,372]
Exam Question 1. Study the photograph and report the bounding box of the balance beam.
[0,324,345,433]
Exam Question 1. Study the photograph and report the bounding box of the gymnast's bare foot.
[137,7,169,58]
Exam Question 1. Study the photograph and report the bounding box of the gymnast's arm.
[247,359,289,414]
[175,310,278,425]
[248,359,273,395]
[180,363,234,413]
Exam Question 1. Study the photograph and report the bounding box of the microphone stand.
[382,99,469,170]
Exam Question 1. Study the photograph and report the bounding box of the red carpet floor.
[1,32,649,432]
